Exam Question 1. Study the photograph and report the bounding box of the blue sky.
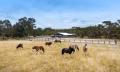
[0,0,120,28]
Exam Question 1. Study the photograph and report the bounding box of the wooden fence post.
[114,39,117,45]
[92,40,93,44]
[109,40,110,45]
[104,40,105,44]
[80,39,81,43]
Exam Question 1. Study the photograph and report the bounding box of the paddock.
[0,40,120,72]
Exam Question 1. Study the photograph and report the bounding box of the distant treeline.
[0,17,120,39]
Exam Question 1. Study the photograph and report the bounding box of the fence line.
[25,37,118,45]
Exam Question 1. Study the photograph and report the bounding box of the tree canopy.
[0,17,120,39]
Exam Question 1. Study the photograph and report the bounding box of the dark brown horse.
[61,47,75,55]
[69,44,79,51]
[54,40,61,43]
[16,43,23,49]
[32,46,45,53]
[45,42,52,46]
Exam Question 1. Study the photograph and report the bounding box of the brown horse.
[32,46,45,53]
[69,44,79,51]
[45,42,52,46]
[54,40,61,43]
[83,44,87,56]
[16,43,23,49]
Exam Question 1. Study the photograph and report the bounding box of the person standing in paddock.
[83,44,88,56]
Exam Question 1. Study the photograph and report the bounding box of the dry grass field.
[0,40,120,72]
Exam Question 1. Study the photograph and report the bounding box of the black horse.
[62,47,75,55]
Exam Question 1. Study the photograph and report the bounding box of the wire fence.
[25,37,119,45]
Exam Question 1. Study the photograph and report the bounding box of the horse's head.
[32,46,38,49]
[16,43,23,48]
[32,46,35,49]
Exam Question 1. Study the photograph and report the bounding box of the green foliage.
[0,18,120,39]
[13,17,36,37]
[0,19,12,38]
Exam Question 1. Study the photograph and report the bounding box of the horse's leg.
[86,52,88,56]
[16,47,18,49]
[32,49,35,54]
[38,49,41,54]
[77,47,79,51]
[36,49,39,55]
[72,49,75,54]
[69,52,71,54]
[84,52,87,56]
[42,48,45,53]
[36,51,38,55]
[85,51,86,56]
[72,51,74,54]
[62,52,64,55]
[62,50,64,55]
[69,50,72,54]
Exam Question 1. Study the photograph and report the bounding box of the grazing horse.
[69,44,79,51]
[45,42,52,46]
[54,40,61,43]
[16,43,23,49]
[83,44,87,56]
[62,47,75,55]
[32,46,45,53]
